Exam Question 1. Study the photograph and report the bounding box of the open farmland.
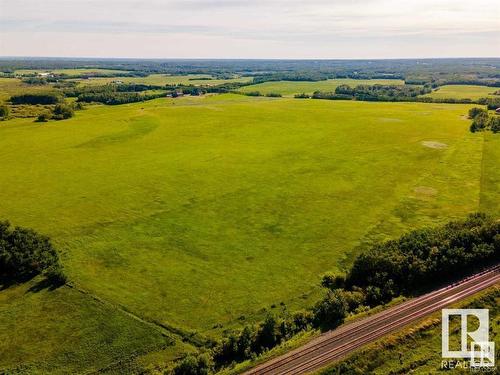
[75,74,252,86]
[0,276,179,374]
[238,79,405,96]
[14,68,132,76]
[0,94,498,372]
[0,77,58,102]
[422,84,498,100]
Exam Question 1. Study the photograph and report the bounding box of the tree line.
[10,93,62,105]
[305,84,500,108]
[76,91,167,105]
[311,84,431,102]
[72,82,255,105]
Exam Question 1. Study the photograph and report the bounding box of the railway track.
[244,265,500,375]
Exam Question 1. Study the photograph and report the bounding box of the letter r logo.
[442,309,495,368]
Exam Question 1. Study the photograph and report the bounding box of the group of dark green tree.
[65,82,252,105]
[239,91,282,98]
[0,221,66,287]
[8,93,78,122]
[172,213,499,374]
[310,84,430,102]
[302,84,500,107]
[469,107,500,133]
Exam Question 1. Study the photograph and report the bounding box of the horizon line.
[1,55,500,62]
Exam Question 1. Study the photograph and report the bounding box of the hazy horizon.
[1,56,500,61]
[1,0,499,59]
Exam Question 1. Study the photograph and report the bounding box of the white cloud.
[0,0,498,58]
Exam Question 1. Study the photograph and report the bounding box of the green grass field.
[0,276,179,374]
[0,77,59,102]
[0,94,498,372]
[422,85,498,100]
[239,79,405,96]
[76,74,252,86]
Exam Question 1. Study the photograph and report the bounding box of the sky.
[0,0,499,59]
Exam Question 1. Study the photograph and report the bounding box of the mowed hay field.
[239,79,405,96]
[1,94,498,372]
[422,84,498,100]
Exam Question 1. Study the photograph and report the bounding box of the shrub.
[470,114,486,132]
[488,116,500,133]
[265,92,282,98]
[36,112,52,122]
[245,91,262,97]
[52,103,74,120]
[173,353,213,375]
[468,107,487,119]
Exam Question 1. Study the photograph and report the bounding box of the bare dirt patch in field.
[414,186,437,197]
[422,141,448,149]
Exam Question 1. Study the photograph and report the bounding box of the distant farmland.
[14,68,132,76]
[239,78,405,96]
[74,73,253,86]
[0,94,498,372]
[422,84,498,100]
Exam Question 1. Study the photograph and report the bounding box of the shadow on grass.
[27,277,64,293]
[0,274,64,293]
[0,274,34,291]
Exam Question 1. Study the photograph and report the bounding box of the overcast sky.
[0,0,499,59]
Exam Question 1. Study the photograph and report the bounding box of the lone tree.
[0,221,65,284]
